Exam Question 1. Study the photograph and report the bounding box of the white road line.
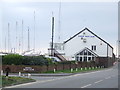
[94,80,103,84]
[81,84,92,88]
[105,76,111,79]
[72,69,113,77]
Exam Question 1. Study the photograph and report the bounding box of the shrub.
[2,54,53,65]
[2,54,23,65]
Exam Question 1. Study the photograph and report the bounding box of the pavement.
[4,73,74,77]
[2,62,118,88]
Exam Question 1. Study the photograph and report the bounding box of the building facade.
[48,28,113,62]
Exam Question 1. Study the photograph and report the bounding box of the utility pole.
[51,15,54,56]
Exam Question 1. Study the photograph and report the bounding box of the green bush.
[2,54,53,65]
[2,54,23,65]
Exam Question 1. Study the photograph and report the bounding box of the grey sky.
[0,1,118,55]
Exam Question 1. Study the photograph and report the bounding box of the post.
[96,66,97,69]
[1,70,3,76]
[19,72,21,76]
[81,68,83,70]
[28,73,31,78]
[76,68,78,71]
[71,68,73,72]
[54,68,56,73]
[51,16,54,56]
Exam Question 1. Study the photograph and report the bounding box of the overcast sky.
[0,0,118,55]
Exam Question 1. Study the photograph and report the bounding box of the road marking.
[105,76,111,79]
[81,84,92,88]
[94,80,103,84]
[72,69,113,77]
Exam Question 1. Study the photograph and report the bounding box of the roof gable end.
[63,28,113,49]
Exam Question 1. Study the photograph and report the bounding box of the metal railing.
[48,48,67,61]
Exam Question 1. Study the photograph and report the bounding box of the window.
[84,56,87,61]
[76,57,79,61]
[92,45,96,51]
[92,57,95,61]
[84,50,87,55]
[88,57,91,61]
[88,51,91,55]
[80,57,82,61]
[75,48,97,62]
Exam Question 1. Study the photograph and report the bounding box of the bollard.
[89,67,91,70]
[76,68,78,71]
[85,67,87,70]
[81,68,83,70]
[71,68,73,72]
[54,68,56,73]
[28,73,31,78]
[92,67,94,69]
[96,66,97,69]
[1,70,3,76]
[19,72,21,76]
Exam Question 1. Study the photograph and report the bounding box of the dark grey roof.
[63,28,113,49]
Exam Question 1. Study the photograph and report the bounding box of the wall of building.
[64,30,109,60]
[108,45,113,57]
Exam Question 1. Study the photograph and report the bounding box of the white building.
[48,28,114,62]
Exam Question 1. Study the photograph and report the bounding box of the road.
[4,63,118,88]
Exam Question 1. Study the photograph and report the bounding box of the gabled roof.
[74,47,99,57]
[63,28,113,49]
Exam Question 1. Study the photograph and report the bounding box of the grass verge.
[43,67,104,73]
[1,76,36,87]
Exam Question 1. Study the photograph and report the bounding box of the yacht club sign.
[78,35,95,38]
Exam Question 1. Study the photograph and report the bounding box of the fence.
[2,56,115,73]
[2,61,101,73]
